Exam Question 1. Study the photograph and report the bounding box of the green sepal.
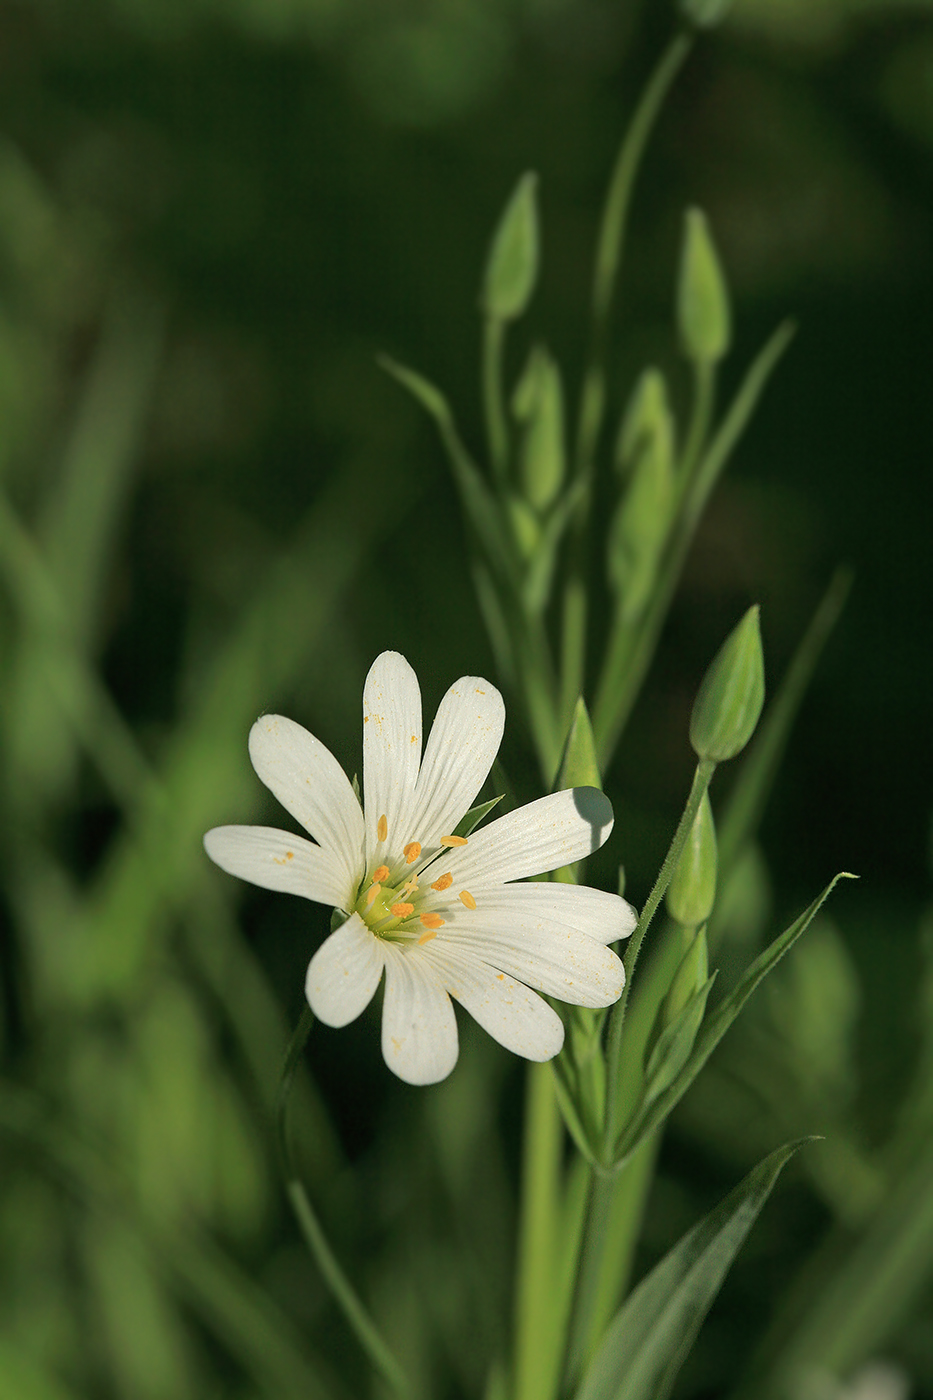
[452,794,504,840]
[677,207,731,364]
[573,1139,812,1400]
[690,605,765,762]
[666,791,717,927]
[612,873,855,1168]
[481,172,540,323]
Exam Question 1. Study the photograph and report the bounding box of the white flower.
[204,651,635,1085]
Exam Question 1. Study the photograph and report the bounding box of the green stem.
[276,1010,412,1400]
[603,759,716,1153]
[483,315,509,488]
[513,1063,568,1400]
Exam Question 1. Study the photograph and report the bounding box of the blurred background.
[0,0,932,1396]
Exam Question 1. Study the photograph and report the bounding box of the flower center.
[355,815,476,945]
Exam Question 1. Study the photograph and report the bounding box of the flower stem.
[276,1008,412,1400]
[513,1062,566,1400]
[483,314,509,489]
[603,758,716,1154]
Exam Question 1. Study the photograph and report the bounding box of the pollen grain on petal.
[458,890,477,910]
[391,902,415,918]
[365,883,381,908]
[411,734,418,743]
[403,841,422,864]
[431,872,453,892]
[377,814,388,842]
[440,834,468,848]
[272,850,295,865]
[420,912,444,930]
[373,864,390,883]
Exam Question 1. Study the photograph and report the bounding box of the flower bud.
[662,925,709,1025]
[513,345,565,511]
[508,495,540,560]
[607,417,674,617]
[677,207,731,364]
[615,368,674,476]
[666,791,717,927]
[481,172,540,323]
[681,0,734,27]
[690,605,765,762]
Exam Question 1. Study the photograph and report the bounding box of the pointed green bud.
[677,207,731,364]
[481,172,540,323]
[615,367,674,477]
[662,925,710,1026]
[508,495,540,561]
[645,967,715,1105]
[681,0,734,27]
[690,605,765,762]
[666,792,718,927]
[513,347,565,511]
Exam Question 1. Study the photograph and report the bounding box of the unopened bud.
[615,368,674,476]
[681,0,734,27]
[508,496,540,560]
[677,208,731,364]
[690,605,765,762]
[663,925,709,1025]
[513,346,565,510]
[482,172,540,323]
[607,424,674,616]
[666,792,717,927]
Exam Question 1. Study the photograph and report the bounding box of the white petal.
[248,716,364,896]
[405,676,504,846]
[380,945,458,1085]
[305,913,385,1027]
[204,826,352,908]
[432,900,625,1007]
[362,652,423,866]
[427,944,564,1061]
[443,788,614,887]
[475,882,637,945]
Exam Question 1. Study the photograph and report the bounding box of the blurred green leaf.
[574,1139,810,1400]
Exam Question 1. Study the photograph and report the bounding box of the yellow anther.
[440,834,468,848]
[459,890,477,910]
[391,902,415,918]
[373,864,389,883]
[418,929,438,945]
[431,872,453,892]
[377,814,388,842]
[403,841,422,864]
[365,883,381,908]
[420,912,444,930]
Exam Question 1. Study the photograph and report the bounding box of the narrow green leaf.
[482,172,540,323]
[574,1139,811,1400]
[614,873,855,1164]
[380,355,519,587]
[453,794,504,839]
[557,697,601,792]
